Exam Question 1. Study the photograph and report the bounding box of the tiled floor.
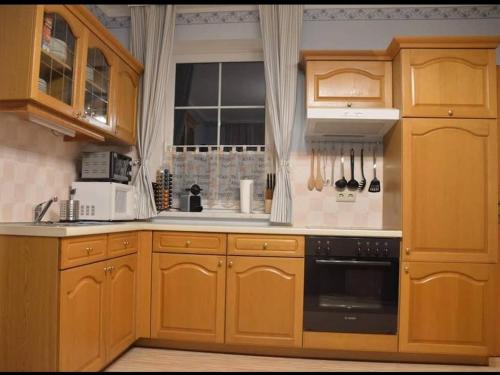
[105,348,500,372]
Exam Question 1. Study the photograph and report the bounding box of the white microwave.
[71,182,136,221]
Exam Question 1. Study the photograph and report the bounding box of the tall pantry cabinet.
[384,37,499,356]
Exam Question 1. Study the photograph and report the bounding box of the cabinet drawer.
[153,232,226,255]
[108,231,138,258]
[227,234,304,257]
[60,235,107,269]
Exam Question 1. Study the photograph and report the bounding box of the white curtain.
[130,5,176,219]
[259,5,303,224]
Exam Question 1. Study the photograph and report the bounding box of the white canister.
[240,179,254,214]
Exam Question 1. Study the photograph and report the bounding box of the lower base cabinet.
[59,254,137,371]
[151,253,226,343]
[399,261,494,356]
[225,256,304,347]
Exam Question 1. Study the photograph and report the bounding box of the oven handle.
[315,259,392,267]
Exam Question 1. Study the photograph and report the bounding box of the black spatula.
[368,146,381,193]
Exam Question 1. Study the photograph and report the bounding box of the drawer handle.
[228,261,233,268]
[123,240,129,247]
[448,109,453,116]
[405,248,410,255]
[86,247,93,255]
[218,260,223,267]
[186,240,191,247]
[404,266,409,273]
[263,242,269,250]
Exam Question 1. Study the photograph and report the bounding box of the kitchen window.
[167,61,269,211]
[173,61,266,146]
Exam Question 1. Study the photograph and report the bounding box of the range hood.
[306,107,400,141]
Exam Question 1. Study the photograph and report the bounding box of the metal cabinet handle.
[404,266,409,273]
[86,247,93,255]
[263,242,268,250]
[186,240,191,247]
[347,103,352,108]
[228,261,233,268]
[123,240,129,247]
[218,260,223,267]
[405,247,410,255]
[448,109,453,116]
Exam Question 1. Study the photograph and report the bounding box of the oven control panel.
[306,236,400,258]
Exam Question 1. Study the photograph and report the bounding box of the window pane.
[174,109,218,145]
[221,62,265,106]
[175,63,218,107]
[220,108,265,145]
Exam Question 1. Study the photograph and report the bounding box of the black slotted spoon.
[358,148,366,192]
[368,146,381,193]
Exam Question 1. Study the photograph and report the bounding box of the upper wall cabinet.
[400,49,497,118]
[304,59,393,108]
[0,5,143,145]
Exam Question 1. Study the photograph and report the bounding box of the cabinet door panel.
[399,261,494,356]
[114,59,138,145]
[151,253,226,343]
[401,49,497,118]
[31,5,86,118]
[306,60,392,108]
[403,118,497,263]
[225,256,304,347]
[106,254,137,363]
[59,261,107,372]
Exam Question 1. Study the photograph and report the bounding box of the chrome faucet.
[33,196,58,223]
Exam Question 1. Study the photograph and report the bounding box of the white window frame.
[163,38,267,152]
[173,61,266,147]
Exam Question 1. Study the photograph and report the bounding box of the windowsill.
[156,210,270,220]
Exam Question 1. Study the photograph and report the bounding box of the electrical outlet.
[336,191,357,202]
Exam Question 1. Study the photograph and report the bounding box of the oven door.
[303,256,399,334]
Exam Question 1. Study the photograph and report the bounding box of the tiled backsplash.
[0,116,136,222]
[0,116,84,222]
[290,145,383,228]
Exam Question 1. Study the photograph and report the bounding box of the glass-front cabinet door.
[35,5,84,117]
[83,33,114,132]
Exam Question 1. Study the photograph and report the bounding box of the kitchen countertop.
[0,221,402,238]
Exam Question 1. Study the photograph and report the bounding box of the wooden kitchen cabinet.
[106,254,138,363]
[114,58,139,144]
[0,5,143,145]
[151,253,226,343]
[59,253,138,371]
[59,260,107,372]
[399,49,497,118]
[225,256,304,347]
[402,118,497,263]
[399,261,494,356]
[304,59,392,108]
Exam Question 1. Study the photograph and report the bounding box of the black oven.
[304,236,400,335]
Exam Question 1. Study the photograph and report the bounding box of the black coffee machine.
[180,184,203,212]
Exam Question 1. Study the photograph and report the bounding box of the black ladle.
[347,148,359,191]
[335,148,347,190]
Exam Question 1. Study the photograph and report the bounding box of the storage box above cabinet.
[0,5,143,145]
